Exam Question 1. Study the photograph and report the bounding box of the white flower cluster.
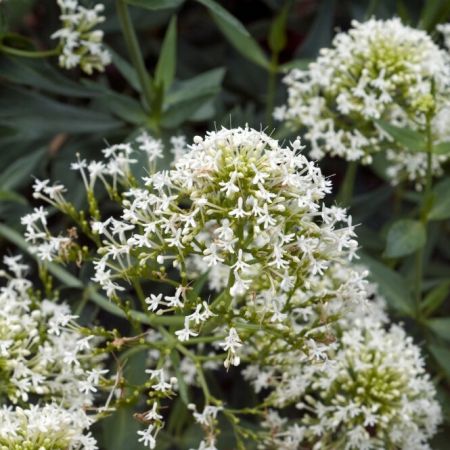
[0,255,105,406]
[0,255,106,449]
[276,18,450,187]
[92,127,358,354]
[245,289,442,450]
[0,404,97,450]
[52,0,111,74]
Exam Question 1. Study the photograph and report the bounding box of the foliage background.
[0,0,450,448]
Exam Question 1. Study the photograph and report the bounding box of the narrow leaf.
[428,179,450,221]
[197,0,269,69]
[126,0,184,9]
[268,3,289,54]
[358,253,414,316]
[422,280,450,316]
[427,317,450,341]
[384,219,426,258]
[155,16,177,92]
[375,120,426,152]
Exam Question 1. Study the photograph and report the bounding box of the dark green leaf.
[428,179,450,221]
[0,190,27,205]
[155,16,177,92]
[384,219,426,258]
[104,92,148,125]
[162,68,225,127]
[197,0,269,69]
[419,0,450,31]
[0,56,99,98]
[297,0,336,57]
[422,280,450,316]
[429,344,450,380]
[427,317,450,341]
[126,0,184,10]
[268,3,289,54]
[101,405,145,450]
[375,120,426,152]
[165,68,225,106]
[433,141,450,155]
[0,87,122,136]
[0,147,46,190]
[359,253,415,316]
[279,59,311,72]
[109,47,141,92]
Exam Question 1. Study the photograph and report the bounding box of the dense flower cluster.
[0,255,105,449]
[0,255,105,406]
[88,127,359,357]
[245,291,442,450]
[0,404,97,450]
[52,0,111,74]
[275,18,450,187]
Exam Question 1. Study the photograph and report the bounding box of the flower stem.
[0,43,59,58]
[265,53,278,128]
[337,161,358,206]
[415,114,434,317]
[116,0,154,113]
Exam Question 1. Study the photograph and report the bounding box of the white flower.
[277,18,450,187]
[52,0,111,74]
[0,403,97,449]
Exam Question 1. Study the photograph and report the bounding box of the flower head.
[52,0,110,74]
[276,18,450,187]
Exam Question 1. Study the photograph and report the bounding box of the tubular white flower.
[52,0,111,74]
[277,18,450,187]
[0,255,105,407]
[245,284,442,450]
[0,404,97,450]
[92,127,360,361]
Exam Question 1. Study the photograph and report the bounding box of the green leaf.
[197,0,269,69]
[279,58,311,72]
[428,179,450,221]
[359,253,415,316]
[126,0,184,9]
[0,87,122,136]
[165,68,225,106]
[162,68,225,127]
[427,317,450,341]
[0,147,46,190]
[375,120,426,152]
[0,190,27,205]
[419,0,450,31]
[0,56,99,98]
[268,3,289,54]
[108,47,141,92]
[101,405,144,450]
[429,344,450,380]
[422,280,450,316]
[384,219,426,258]
[297,0,336,57]
[155,16,177,92]
[433,141,450,155]
[104,92,148,125]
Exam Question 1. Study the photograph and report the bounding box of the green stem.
[337,161,358,206]
[415,114,434,317]
[0,43,59,58]
[265,53,278,128]
[116,0,153,113]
